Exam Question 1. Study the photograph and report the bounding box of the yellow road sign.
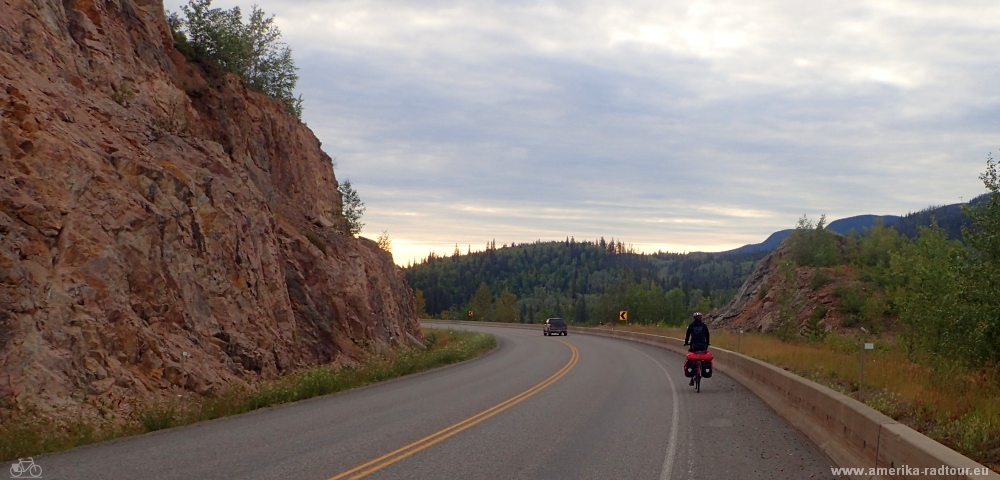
[619,310,627,321]
[468,310,474,318]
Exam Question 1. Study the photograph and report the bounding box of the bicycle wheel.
[695,376,701,393]
[29,465,42,477]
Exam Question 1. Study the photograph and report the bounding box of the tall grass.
[613,324,999,471]
[0,328,495,461]
[191,329,495,421]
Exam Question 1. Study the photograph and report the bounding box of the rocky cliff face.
[0,0,420,419]
[709,242,855,334]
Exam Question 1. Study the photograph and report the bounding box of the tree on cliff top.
[168,0,303,118]
[336,180,365,236]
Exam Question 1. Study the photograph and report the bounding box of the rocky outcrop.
[708,247,781,331]
[709,242,855,334]
[0,0,419,420]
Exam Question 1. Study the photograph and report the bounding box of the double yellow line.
[329,339,580,480]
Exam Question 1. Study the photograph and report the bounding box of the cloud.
[164,0,1000,265]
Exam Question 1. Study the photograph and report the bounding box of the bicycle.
[691,360,703,392]
[684,349,714,393]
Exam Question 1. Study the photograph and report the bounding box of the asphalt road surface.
[36,323,836,479]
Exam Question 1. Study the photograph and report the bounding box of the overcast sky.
[165,0,1000,265]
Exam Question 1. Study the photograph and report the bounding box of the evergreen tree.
[336,180,365,236]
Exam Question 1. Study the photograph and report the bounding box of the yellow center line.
[328,339,579,480]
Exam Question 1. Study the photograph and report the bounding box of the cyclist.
[684,312,711,386]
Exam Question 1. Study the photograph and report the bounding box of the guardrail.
[421,320,995,479]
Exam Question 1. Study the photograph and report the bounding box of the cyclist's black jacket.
[685,319,710,351]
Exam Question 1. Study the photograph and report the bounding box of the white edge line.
[635,348,680,480]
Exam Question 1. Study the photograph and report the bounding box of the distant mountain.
[724,229,793,255]
[826,214,902,234]
[720,195,989,255]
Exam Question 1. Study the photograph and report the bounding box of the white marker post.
[860,342,874,402]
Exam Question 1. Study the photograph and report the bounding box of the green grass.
[190,329,495,421]
[138,402,177,432]
[0,328,495,461]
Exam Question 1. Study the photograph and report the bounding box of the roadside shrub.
[890,225,966,362]
[804,306,829,342]
[138,402,176,432]
[835,283,866,315]
[810,269,831,290]
[957,153,1000,367]
[376,230,392,252]
[860,291,890,333]
[852,221,904,283]
[789,215,842,267]
[771,259,800,341]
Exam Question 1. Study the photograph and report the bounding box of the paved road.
[37,323,835,479]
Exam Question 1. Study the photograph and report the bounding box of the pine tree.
[335,179,364,235]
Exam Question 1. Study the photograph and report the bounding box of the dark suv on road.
[543,318,568,336]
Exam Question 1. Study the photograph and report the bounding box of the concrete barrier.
[421,320,996,479]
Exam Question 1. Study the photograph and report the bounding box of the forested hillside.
[889,193,987,240]
[406,191,990,327]
[405,239,766,324]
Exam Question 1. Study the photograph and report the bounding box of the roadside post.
[860,341,874,402]
[738,329,743,353]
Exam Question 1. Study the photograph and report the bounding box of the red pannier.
[684,350,715,378]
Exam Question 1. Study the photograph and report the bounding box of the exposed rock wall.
[0,0,419,419]
[709,242,854,334]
